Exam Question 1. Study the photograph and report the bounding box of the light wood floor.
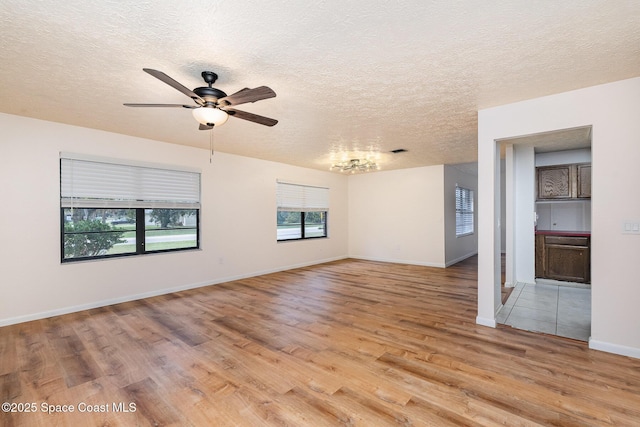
[1,257,639,426]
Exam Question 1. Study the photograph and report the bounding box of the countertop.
[535,230,591,237]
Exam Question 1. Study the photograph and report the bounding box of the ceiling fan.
[124,68,278,129]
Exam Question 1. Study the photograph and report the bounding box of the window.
[276,182,328,241]
[60,154,200,262]
[455,186,474,237]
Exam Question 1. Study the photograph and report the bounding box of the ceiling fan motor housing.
[194,87,228,104]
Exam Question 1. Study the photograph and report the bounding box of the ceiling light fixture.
[331,158,380,174]
[192,106,229,127]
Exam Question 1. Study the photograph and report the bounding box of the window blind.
[455,186,474,236]
[60,155,201,209]
[276,182,329,212]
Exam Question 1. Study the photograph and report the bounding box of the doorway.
[497,127,592,341]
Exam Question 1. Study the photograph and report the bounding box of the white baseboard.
[476,316,497,328]
[445,251,478,267]
[349,255,446,268]
[0,256,348,327]
[589,339,640,359]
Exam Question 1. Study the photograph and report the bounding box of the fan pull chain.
[209,128,215,163]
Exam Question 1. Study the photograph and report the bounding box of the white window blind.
[60,154,201,209]
[276,182,329,212]
[455,186,474,236]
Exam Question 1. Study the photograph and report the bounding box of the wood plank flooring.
[1,257,639,426]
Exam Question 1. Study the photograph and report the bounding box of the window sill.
[456,232,474,238]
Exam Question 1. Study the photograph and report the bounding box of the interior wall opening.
[496,126,592,341]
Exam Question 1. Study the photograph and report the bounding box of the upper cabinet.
[537,165,572,199]
[577,164,591,198]
[537,163,591,200]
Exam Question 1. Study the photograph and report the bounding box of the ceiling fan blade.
[199,124,213,131]
[226,108,278,126]
[219,86,276,106]
[124,103,197,109]
[143,68,204,105]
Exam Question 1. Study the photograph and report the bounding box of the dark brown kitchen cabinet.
[537,163,591,200]
[537,165,572,199]
[535,234,590,283]
[577,164,591,198]
[535,234,545,278]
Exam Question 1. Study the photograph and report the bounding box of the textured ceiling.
[1,1,639,172]
[507,126,593,153]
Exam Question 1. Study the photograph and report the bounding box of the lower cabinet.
[535,234,590,283]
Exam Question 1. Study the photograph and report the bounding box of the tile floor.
[497,282,591,341]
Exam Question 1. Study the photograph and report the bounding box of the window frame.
[277,210,328,241]
[276,181,329,242]
[455,186,475,237]
[60,208,200,262]
[60,154,201,262]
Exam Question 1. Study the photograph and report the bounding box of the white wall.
[444,165,478,266]
[348,166,446,267]
[500,159,506,252]
[513,145,536,285]
[0,113,349,326]
[504,144,536,288]
[478,77,640,358]
[536,201,591,232]
[535,148,591,167]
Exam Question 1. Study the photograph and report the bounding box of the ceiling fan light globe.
[192,107,229,126]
